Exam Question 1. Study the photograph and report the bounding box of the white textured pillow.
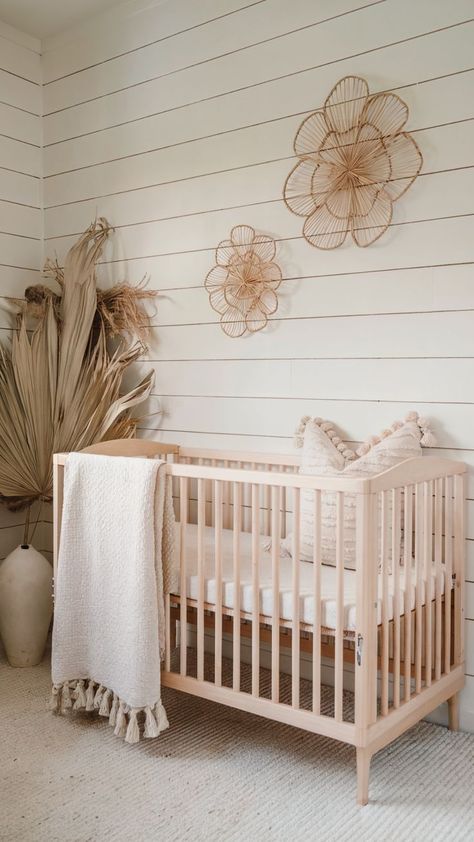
[282,412,435,570]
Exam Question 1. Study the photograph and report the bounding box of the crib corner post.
[355,489,378,739]
[53,454,65,593]
[356,746,372,807]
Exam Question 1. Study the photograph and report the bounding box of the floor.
[1,648,474,842]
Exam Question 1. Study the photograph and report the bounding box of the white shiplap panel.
[0,168,40,208]
[0,135,41,178]
[140,264,474,325]
[0,32,41,82]
[42,0,270,82]
[146,395,474,450]
[43,21,474,149]
[0,266,40,296]
[43,0,375,113]
[0,201,41,239]
[43,67,474,181]
[0,68,41,115]
[0,102,41,146]
[42,0,473,131]
[145,308,474,362]
[43,119,474,235]
[131,357,474,404]
[0,27,42,570]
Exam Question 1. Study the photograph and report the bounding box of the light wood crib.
[53,442,466,805]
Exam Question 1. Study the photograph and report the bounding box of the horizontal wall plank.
[0,68,41,115]
[144,309,474,362]
[0,168,40,207]
[138,264,474,326]
[0,201,41,239]
[0,266,40,296]
[145,395,474,450]
[42,0,472,130]
[43,20,474,151]
[0,135,41,178]
[0,102,40,146]
[43,118,474,234]
[0,233,41,271]
[42,0,267,81]
[44,0,372,112]
[0,32,41,83]
[128,357,474,404]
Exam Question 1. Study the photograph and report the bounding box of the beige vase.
[0,544,53,667]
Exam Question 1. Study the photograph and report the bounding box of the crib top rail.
[53,449,465,494]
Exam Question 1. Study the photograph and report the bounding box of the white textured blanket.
[51,452,176,744]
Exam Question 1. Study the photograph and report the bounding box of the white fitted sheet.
[172,523,451,632]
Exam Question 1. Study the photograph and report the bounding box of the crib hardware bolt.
[356,634,363,666]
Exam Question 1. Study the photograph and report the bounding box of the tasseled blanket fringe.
[49,680,169,744]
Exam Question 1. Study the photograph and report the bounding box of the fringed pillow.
[281,411,436,570]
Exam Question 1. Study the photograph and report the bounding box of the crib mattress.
[172,523,451,632]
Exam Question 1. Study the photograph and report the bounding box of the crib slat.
[381,491,389,716]
[165,593,171,672]
[335,491,344,723]
[197,478,205,682]
[179,477,188,677]
[251,483,260,697]
[415,484,423,694]
[292,487,301,710]
[233,482,242,691]
[264,482,271,536]
[223,461,231,529]
[444,476,453,674]
[271,486,280,704]
[280,484,287,539]
[214,480,223,688]
[423,481,433,687]
[312,490,322,715]
[434,478,443,681]
[392,488,401,709]
[454,474,465,668]
[404,485,413,702]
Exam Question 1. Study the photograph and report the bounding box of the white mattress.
[173,523,451,632]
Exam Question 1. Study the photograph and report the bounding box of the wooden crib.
[53,442,466,805]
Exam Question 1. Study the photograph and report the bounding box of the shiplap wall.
[0,22,43,558]
[39,0,474,727]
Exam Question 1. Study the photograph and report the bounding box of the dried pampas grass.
[0,218,156,526]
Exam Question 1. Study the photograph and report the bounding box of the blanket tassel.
[99,689,111,717]
[73,680,87,710]
[144,706,160,739]
[93,684,104,710]
[114,701,127,738]
[85,679,96,712]
[48,685,61,712]
[155,701,169,733]
[60,682,72,713]
[125,709,140,744]
[109,694,119,727]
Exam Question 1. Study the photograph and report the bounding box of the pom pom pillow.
[281,411,435,570]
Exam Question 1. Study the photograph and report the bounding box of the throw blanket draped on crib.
[51,452,177,744]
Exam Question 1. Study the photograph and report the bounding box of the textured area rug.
[1,648,474,842]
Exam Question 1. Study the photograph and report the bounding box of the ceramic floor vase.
[0,544,53,667]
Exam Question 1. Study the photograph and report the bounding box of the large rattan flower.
[205,225,282,337]
[284,76,423,249]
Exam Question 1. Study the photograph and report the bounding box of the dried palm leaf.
[0,218,155,523]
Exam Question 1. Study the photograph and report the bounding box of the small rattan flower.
[284,76,423,249]
[205,225,282,337]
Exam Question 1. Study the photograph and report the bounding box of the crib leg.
[448,693,459,731]
[356,747,371,806]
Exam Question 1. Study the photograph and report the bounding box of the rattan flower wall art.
[283,76,423,249]
[205,225,282,337]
